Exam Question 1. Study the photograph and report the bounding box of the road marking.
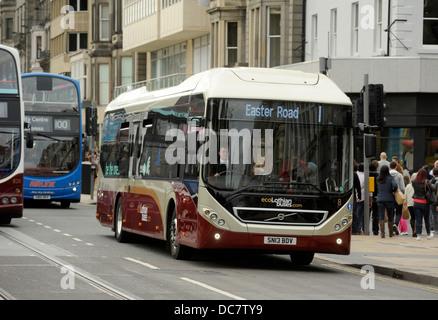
[44,225,52,229]
[73,238,82,242]
[53,229,61,233]
[124,257,160,270]
[180,277,246,300]
[85,243,94,246]
[63,233,71,237]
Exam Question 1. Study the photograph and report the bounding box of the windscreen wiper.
[32,132,63,142]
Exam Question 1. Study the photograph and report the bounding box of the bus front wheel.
[167,208,191,260]
[0,217,12,224]
[60,200,70,208]
[115,199,129,243]
[290,252,314,265]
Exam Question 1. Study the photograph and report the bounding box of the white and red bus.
[96,68,354,265]
[0,45,25,224]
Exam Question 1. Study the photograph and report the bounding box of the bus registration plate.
[264,236,297,245]
[34,195,51,200]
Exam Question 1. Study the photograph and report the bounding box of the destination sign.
[54,119,71,131]
[25,116,76,133]
[216,99,350,125]
[25,115,53,132]
[245,104,299,120]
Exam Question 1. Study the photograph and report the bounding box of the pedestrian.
[411,168,436,240]
[405,173,416,237]
[399,215,409,235]
[429,160,438,176]
[376,165,398,238]
[369,162,380,235]
[389,161,405,234]
[423,165,433,180]
[353,164,363,235]
[429,167,438,235]
[377,152,390,173]
[372,160,379,174]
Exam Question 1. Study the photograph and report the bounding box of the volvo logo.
[277,213,285,221]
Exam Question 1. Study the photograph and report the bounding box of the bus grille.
[233,207,328,226]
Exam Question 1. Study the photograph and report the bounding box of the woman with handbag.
[404,173,417,237]
[376,165,398,238]
[411,168,435,240]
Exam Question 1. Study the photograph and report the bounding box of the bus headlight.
[218,219,225,226]
[342,218,349,226]
[72,187,77,192]
[210,213,218,221]
[2,197,9,204]
[10,197,17,204]
[334,224,341,231]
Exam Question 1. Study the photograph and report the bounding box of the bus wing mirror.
[189,117,205,128]
[26,131,34,149]
[24,122,34,148]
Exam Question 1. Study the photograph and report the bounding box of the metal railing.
[114,73,191,97]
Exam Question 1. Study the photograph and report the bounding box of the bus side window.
[118,123,130,177]
[184,94,205,180]
[139,118,151,177]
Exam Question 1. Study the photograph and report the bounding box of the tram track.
[0,229,139,300]
[0,288,15,300]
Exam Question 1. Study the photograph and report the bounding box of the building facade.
[119,0,305,92]
[282,0,438,171]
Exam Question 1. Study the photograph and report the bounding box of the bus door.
[127,118,141,231]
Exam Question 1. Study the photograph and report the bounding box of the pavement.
[317,231,438,287]
[81,192,438,287]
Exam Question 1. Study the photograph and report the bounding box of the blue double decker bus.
[22,73,82,208]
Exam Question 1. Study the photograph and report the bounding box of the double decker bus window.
[0,128,20,177]
[0,49,18,95]
[23,76,79,113]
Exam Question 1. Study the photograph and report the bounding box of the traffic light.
[85,105,98,136]
[368,84,386,131]
[85,106,92,136]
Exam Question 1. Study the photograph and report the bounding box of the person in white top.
[405,173,416,237]
[389,161,405,234]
